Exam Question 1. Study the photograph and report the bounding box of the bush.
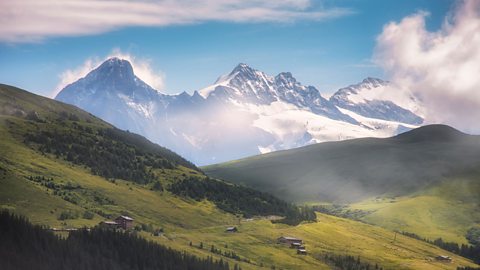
[82,211,94,220]
[58,210,78,220]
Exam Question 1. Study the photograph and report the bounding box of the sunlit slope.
[203,125,480,203]
[0,84,478,270]
[350,174,480,244]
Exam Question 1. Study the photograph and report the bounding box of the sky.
[0,0,453,97]
[2,0,480,133]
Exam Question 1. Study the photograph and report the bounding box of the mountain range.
[56,57,424,165]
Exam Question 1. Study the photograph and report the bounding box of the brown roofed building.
[278,236,302,245]
[115,215,134,230]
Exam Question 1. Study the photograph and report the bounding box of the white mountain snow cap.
[199,63,262,98]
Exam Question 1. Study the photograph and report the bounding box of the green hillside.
[0,84,478,270]
[203,125,480,244]
[204,125,480,203]
[348,173,480,244]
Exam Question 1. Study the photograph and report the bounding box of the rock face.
[56,58,424,165]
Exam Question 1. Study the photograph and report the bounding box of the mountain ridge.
[56,58,424,165]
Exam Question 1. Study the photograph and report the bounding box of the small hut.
[278,236,302,245]
[435,255,452,262]
[225,226,238,233]
[297,248,307,255]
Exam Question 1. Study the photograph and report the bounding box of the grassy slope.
[0,84,478,269]
[203,125,480,245]
[350,174,480,244]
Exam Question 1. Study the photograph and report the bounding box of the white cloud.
[374,0,480,133]
[53,49,165,97]
[0,0,354,43]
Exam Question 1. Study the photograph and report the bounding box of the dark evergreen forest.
[168,176,316,225]
[0,210,231,270]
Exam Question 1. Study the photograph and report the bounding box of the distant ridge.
[392,124,468,143]
[203,124,480,203]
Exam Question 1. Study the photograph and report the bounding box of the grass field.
[349,175,480,244]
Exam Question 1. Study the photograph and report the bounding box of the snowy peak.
[57,58,160,101]
[230,63,256,76]
[330,77,423,125]
[361,77,386,86]
[334,77,387,96]
[81,57,139,92]
[55,57,165,131]
[95,57,135,80]
[200,63,277,104]
[274,72,298,88]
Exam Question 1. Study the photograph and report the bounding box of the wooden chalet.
[115,215,134,230]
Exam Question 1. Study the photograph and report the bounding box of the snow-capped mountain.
[56,58,167,134]
[56,58,424,165]
[200,63,357,124]
[330,78,423,125]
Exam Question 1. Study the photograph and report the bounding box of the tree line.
[0,210,231,270]
[400,231,480,264]
[320,253,384,270]
[168,176,316,225]
[23,120,198,184]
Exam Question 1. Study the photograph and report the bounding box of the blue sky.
[0,0,454,97]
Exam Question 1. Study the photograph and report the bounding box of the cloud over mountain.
[374,0,480,133]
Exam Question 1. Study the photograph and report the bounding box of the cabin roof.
[117,215,134,221]
[280,236,301,241]
[102,221,118,225]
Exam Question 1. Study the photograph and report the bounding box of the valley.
[1,84,479,269]
[204,125,480,246]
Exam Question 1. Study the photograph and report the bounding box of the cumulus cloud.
[53,49,165,97]
[374,0,480,133]
[0,0,353,43]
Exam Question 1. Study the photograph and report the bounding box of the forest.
[21,117,197,184]
[0,210,231,270]
[168,176,316,225]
